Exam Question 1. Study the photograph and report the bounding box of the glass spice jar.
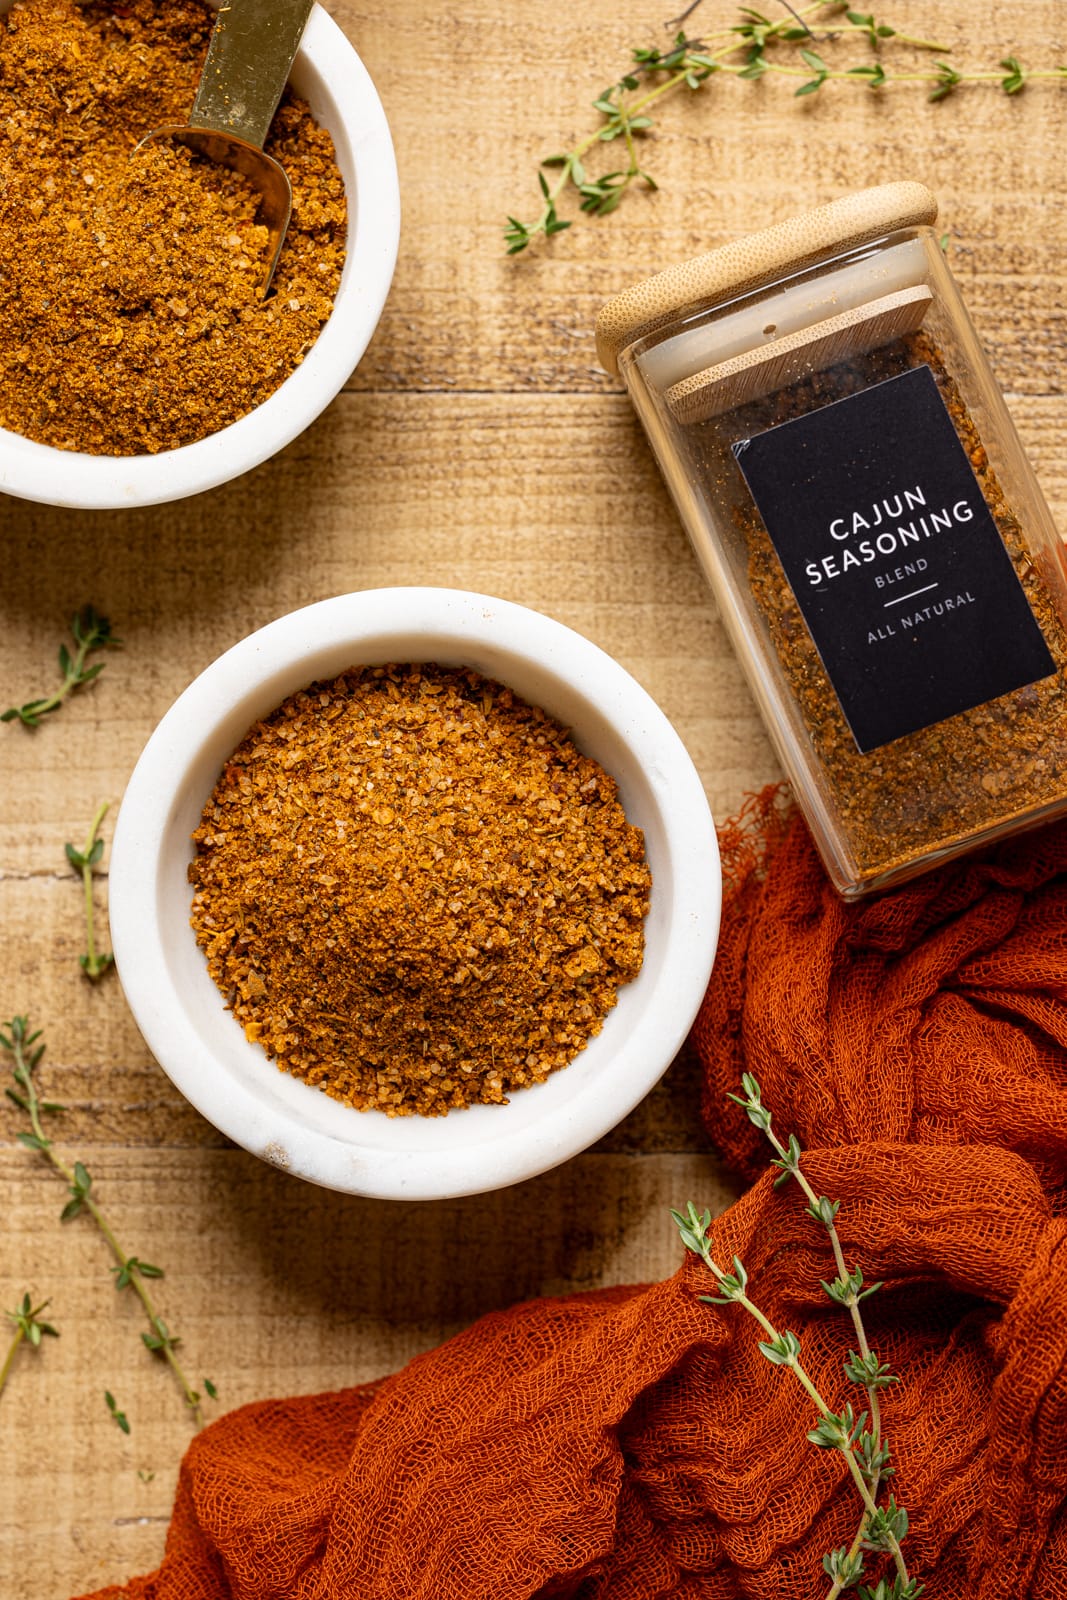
[597,181,1067,899]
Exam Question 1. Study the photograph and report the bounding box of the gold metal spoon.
[137,0,315,294]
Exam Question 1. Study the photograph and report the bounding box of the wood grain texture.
[1,0,1066,1591]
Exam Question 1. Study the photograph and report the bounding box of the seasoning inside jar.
[705,329,1067,883]
[189,663,652,1117]
[0,0,346,455]
[597,183,1067,897]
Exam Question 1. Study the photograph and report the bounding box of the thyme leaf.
[105,1389,131,1435]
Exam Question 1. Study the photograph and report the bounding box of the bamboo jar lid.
[594,181,939,375]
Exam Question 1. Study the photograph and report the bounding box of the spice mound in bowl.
[109,589,720,1200]
[189,664,652,1116]
[0,0,345,455]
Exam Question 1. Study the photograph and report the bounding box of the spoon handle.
[190,0,316,152]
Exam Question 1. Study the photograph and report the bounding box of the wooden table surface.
[2,2,1065,1592]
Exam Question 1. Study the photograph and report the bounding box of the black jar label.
[732,363,1056,753]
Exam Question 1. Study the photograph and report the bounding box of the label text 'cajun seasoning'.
[732,363,1055,752]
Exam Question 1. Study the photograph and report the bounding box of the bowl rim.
[109,588,721,1199]
[0,3,400,510]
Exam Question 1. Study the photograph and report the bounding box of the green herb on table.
[0,1294,58,1401]
[1,606,119,727]
[65,800,114,981]
[1,1015,210,1426]
[673,1074,919,1600]
[105,1389,131,1435]
[506,0,1067,251]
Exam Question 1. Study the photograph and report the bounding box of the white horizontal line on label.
[883,583,939,608]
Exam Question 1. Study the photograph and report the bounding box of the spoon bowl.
[137,0,314,292]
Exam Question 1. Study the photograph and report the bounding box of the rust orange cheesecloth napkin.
[82,796,1067,1600]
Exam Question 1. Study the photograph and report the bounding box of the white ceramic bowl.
[110,589,720,1200]
[0,2,399,510]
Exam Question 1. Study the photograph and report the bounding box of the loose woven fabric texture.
[694,788,1067,1207]
[81,794,1067,1600]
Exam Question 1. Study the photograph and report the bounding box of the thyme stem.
[692,1238,911,1591]
[2,1017,203,1423]
[677,1070,918,1599]
[760,1115,882,1445]
[0,1326,24,1397]
[726,1076,915,1592]
[886,33,950,50]
[67,800,114,981]
[825,1518,872,1600]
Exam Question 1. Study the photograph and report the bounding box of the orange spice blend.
[189,664,653,1117]
[0,0,346,454]
[736,331,1067,885]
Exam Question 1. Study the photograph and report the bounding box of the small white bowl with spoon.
[0,0,399,510]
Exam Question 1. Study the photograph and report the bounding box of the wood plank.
[1,0,1066,1594]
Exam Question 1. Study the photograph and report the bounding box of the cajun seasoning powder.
[0,0,345,455]
[189,664,651,1116]
[596,182,1067,898]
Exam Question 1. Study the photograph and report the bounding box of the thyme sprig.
[507,1,1067,251]
[0,1294,58,1400]
[65,801,114,981]
[1,606,118,727]
[673,1074,918,1600]
[1,1016,213,1425]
